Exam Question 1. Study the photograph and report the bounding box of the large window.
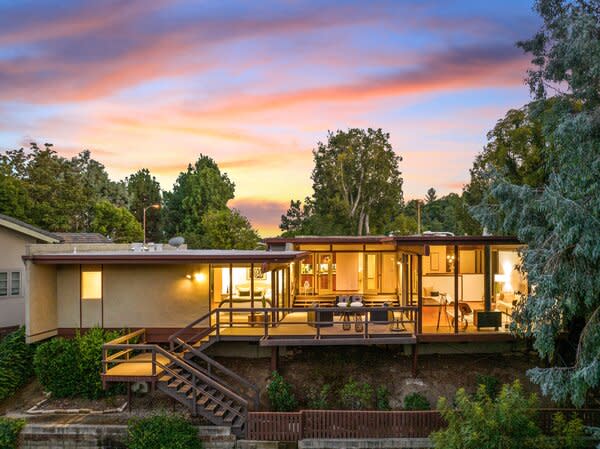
[81,266,102,300]
[0,271,22,297]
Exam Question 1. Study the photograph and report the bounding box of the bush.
[376,386,391,410]
[0,417,26,449]
[34,328,120,399]
[0,327,34,401]
[403,392,430,410]
[339,378,373,410]
[431,380,585,449]
[267,371,297,411]
[127,414,201,449]
[475,373,500,400]
[307,384,331,409]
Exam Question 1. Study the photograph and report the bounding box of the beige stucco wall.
[26,263,58,342]
[53,263,210,330]
[0,227,36,328]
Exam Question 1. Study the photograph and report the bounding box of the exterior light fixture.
[194,273,205,282]
[185,274,192,280]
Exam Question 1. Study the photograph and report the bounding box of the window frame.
[0,269,24,298]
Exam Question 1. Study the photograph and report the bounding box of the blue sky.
[0,0,540,235]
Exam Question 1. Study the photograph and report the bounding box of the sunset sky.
[0,0,539,236]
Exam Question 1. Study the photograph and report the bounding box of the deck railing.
[247,409,600,441]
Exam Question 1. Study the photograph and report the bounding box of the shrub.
[127,414,202,449]
[0,417,26,449]
[267,371,297,411]
[0,327,34,401]
[34,328,120,399]
[431,381,585,449]
[307,384,331,409]
[339,378,373,410]
[403,392,430,410]
[376,386,391,410]
[475,373,500,400]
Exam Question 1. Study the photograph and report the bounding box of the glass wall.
[492,247,527,316]
[421,245,457,333]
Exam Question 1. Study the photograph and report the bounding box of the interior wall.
[336,252,359,291]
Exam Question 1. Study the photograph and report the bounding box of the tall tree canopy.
[473,0,600,406]
[90,200,143,243]
[200,208,260,250]
[281,128,403,236]
[127,168,163,243]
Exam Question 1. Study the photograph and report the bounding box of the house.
[0,213,111,336]
[21,234,526,432]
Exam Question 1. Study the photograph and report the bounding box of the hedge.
[127,414,202,449]
[33,328,120,399]
[0,417,26,449]
[0,327,34,401]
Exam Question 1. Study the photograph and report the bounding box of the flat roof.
[264,235,521,246]
[25,249,308,264]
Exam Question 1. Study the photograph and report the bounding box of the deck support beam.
[127,383,132,412]
[270,347,279,372]
[412,344,418,377]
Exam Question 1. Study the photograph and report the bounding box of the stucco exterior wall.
[0,227,36,328]
[26,263,58,342]
[52,263,210,331]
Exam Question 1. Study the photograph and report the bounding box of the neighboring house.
[0,214,59,334]
[0,213,111,335]
[22,233,526,431]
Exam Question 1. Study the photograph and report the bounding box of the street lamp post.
[143,204,161,246]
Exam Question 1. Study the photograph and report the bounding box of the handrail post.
[263,309,268,339]
[192,373,197,416]
[316,307,321,339]
[216,311,220,338]
[152,349,156,377]
[364,307,368,339]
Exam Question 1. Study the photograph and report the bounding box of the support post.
[454,245,459,334]
[484,245,492,311]
[270,347,279,372]
[127,383,132,412]
[412,344,418,377]
[417,255,423,335]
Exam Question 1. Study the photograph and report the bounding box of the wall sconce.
[186,272,205,282]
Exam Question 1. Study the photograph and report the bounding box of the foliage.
[0,327,34,401]
[34,328,120,399]
[403,392,431,411]
[163,154,235,246]
[431,381,585,449]
[90,200,143,243]
[199,208,260,249]
[432,381,541,449]
[126,168,163,242]
[267,371,297,412]
[376,385,391,411]
[472,0,600,406]
[0,417,26,449]
[281,128,403,236]
[307,383,331,409]
[475,374,500,400]
[339,378,373,410]
[127,414,202,449]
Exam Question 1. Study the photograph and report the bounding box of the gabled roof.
[0,213,60,243]
[53,232,111,244]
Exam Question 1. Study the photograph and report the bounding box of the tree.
[89,200,143,243]
[279,198,315,236]
[127,169,162,242]
[432,381,585,449]
[425,187,437,204]
[72,150,128,208]
[163,155,235,244]
[199,208,260,249]
[308,128,403,235]
[472,0,600,406]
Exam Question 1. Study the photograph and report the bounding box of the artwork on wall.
[430,252,439,271]
[247,266,267,280]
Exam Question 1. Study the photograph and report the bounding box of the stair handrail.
[169,309,216,351]
[173,336,260,409]
[153,345,250,411]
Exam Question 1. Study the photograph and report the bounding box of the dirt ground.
[221,347,554,409]
[0,348,553,424]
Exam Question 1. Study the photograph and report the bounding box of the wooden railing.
[247,409,600,441]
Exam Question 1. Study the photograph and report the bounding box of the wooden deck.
[103,352,170,378]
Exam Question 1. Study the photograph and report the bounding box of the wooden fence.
[246,409,600,441]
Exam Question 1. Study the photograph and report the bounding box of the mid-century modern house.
[21,233,526,432]
[0,213,110,336]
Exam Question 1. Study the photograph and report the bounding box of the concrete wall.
[26,262,58,342]
[0,227,36,328]
[52,263,210,330]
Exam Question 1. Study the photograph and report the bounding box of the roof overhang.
[264,235,522,247]
[0,218,59,243]
[23,250,309,265]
